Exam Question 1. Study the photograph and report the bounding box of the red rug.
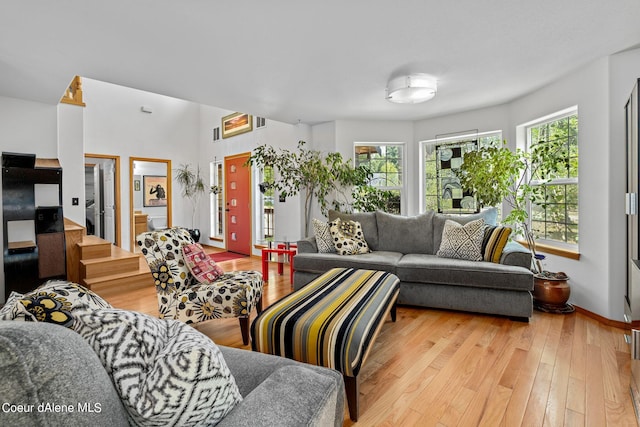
[209,251,247,262]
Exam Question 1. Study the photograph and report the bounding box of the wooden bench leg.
[391,301,397,322]
[343,375,359,421]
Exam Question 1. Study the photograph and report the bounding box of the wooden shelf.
[8,240,36,252]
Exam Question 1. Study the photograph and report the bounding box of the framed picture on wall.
[222,112,253,138]
[143,175,167,207]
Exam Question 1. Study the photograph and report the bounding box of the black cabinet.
[2,152,66,299]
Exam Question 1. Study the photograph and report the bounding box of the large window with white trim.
[421,131,502,213]
[354,143,404,214]
[526,110,578,247]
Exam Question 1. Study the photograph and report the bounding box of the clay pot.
[533,273,570,308]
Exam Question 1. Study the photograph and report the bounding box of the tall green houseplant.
[248,141,393,233]
[456,139,568,272]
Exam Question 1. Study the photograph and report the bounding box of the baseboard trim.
[572,305,630,330]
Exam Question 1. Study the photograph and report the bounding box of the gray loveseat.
[0,321,345,426]
[294,209,534,320]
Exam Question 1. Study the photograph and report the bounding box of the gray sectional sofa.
[0,321,345,427]
[294,209,534,320]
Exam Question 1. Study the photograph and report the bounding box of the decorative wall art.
[436,140,479,214]
[222,112,253,139]
[143,175,167,207]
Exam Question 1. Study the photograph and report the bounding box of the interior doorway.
[84,154,121,247]
[225,153,252,255]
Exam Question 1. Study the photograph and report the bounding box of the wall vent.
[213,127,220,141]
[256,117,266,129]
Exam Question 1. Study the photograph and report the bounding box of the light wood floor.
[105,255,638,427]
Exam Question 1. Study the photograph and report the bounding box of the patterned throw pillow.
[73,309,243,426]
[182,243,224,284]
[0,291,36,322]
[437,219,485,261]
[312,218,335,253]
[1,281,111,328]
[482,225,512,263]
[329,218,370,255]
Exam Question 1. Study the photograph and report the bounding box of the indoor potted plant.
[174,163,207,242]
[247,140,394,234]
[456,139,571,310]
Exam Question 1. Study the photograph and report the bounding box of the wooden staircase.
[64,219,153,298]
[78,235,153,298]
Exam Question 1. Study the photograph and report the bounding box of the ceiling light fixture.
[386,74,437,104]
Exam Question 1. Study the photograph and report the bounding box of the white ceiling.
[1,1,640,125]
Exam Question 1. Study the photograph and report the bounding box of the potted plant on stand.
[174,163,207,242]
[456,139,572,312]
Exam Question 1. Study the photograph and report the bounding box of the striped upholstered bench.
[251,267,400,421]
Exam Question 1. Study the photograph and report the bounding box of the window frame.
[522,107,579,251]
[209,160,224,240]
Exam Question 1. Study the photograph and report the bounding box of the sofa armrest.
[297,236,319,253]
[500,241,532,269]
[217,365,343,427]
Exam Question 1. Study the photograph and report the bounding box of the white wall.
[510,57,611,318]
[82,78,201,250]
[58,103,85,225]
[0,96,59,300]
[197,106,308,254]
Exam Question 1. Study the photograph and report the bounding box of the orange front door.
[225,153,252,255]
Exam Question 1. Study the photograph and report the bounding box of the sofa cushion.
[293,251,403,275]
[313,218,336,253]
[0,321,129,426]
[328,210,378,250]
[73,308,242,427]
[396,253,533,292]
[433,207,498,251]
[330,218,370,255]
[375,210,436,254]
[437,219,485,261]
[182,242,224,283]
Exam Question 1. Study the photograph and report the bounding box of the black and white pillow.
[312,218,335,253]
[73,309,242,426]
[437,218,485,261]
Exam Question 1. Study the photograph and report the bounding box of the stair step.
[83,258,154,298]
[77,235,113,259]
[80,246,141,279]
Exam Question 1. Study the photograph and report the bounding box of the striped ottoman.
[251,267,400,421]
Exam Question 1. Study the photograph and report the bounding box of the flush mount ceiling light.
[386,74,437,104]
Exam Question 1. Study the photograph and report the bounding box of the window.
[526,110,578,247]
[260,165,275,240]
[209,160,223,238]
[354,143,404,214]
[421,131,502,213]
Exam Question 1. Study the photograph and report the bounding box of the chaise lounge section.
[294,209,534,320]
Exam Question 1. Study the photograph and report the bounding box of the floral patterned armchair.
[136,227,263,344]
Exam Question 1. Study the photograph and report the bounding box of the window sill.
[516,240,580,260]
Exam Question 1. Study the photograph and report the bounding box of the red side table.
[261,244,297,284]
